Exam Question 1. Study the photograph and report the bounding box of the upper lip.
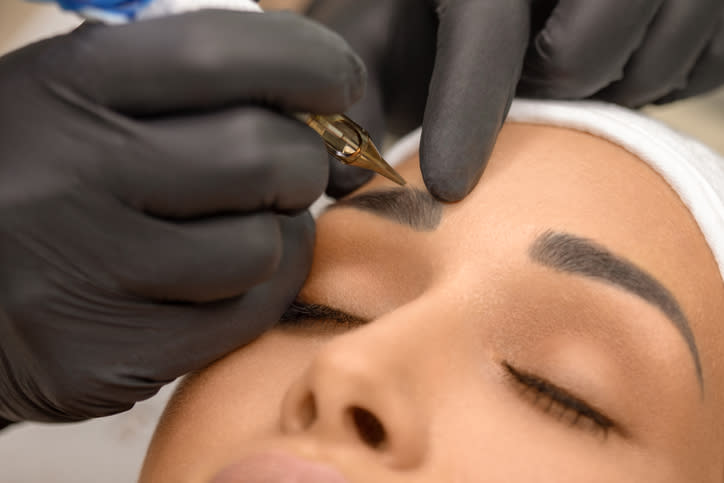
[210,447,355,483]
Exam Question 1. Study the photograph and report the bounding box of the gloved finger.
[115,214,289,303]
[519,0,664,98]
[118,212,315,384]
[52,10,365,116]
[656,11,724,102]
[38,190,291,303]
[420,0,529,201]
[597,0,722,107]
[109,107,329,218]
[33,214,314,413]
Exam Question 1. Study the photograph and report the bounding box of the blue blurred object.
[29,0,263,23]
[56,0,151,12]
[30,0,153,20]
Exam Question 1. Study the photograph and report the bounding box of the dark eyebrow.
[530,230,703,390]
[327,188,443,231]
[278,299,368,329]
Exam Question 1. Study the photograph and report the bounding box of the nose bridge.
[280,296,456,469]
[344,288,458,367]
[318,290,458,406]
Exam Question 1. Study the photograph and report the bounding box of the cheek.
[140,331,325,483]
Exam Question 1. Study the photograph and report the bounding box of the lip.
[210,451,351,483]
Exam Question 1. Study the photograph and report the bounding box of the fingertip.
[268,119,331,213]
[256,213,316,315]
[267,11,368,112]
[283,211,316,256]
[280,211,317,282]
[419,122,495,202]
[419,141,487,202]
[420,162,483,202]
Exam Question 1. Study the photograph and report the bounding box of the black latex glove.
[308,0,724,201]
[0,10,364,425]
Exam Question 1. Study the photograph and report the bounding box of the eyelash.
[503,361,614,437]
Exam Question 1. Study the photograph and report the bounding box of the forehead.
[353,123,713,296]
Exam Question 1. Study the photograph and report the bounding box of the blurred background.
[1,1,723,482]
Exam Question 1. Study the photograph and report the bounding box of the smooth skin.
[141,123,724,482]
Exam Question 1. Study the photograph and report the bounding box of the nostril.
[297,392,317,430]
[349,406,387,449]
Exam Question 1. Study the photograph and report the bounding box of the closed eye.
[503,362,616,438]
[282,302,618,438]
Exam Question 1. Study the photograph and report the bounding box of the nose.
[280,326,429,469]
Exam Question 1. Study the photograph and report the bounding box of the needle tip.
[355,141,407,186]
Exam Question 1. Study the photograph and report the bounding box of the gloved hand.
[0,10,364,425]
[524,0,724,106]
[308,0,724,201]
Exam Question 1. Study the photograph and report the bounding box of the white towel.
[385,99,724,284]
[138,0,262,21]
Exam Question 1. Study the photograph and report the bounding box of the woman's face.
[140,124,724,482]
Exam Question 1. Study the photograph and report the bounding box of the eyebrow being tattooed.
[279,300,368,328]
[328,188,443,231]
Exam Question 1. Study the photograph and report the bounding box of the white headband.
[384,99,724,283]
